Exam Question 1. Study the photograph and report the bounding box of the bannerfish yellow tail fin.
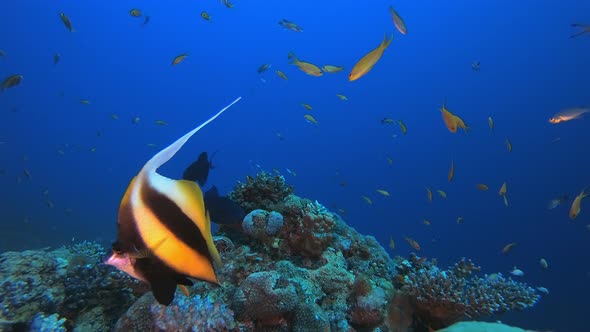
[142,97,242,175]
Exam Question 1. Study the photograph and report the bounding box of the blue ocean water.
[1,0,588,330]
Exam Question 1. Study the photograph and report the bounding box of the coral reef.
[396,255,540,329]
[229,171,294,213]
[0,172,542,331]
[0,241,145,330]
[115,292,236,331]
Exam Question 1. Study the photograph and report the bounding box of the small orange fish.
[440,100,468,133]
[404,236,421,251]
[172,53,189,66]
[502,242,517,254]
[549,107,590,124]
[397,120,407,134]
[288,52,323,77]
[437,190,447,199]
[499,182,507,196]
[423,219,431,226]
[276,70,288,80]
[441,101,458,133]
[476,184,489,191]
[348,34,393,81]
[426,187,433,202]
[448,160,455,182]
[569,188,589,220]
[130,9,142,17]
[506,137,512,152]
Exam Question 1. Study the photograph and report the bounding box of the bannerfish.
[183,151,216,186]
[204,186,245,225]
[106,97,241,306]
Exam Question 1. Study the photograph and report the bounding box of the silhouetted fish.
[205,186,245,225]
[183,151,215,186]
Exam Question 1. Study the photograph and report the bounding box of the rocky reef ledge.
[0,172,541,331]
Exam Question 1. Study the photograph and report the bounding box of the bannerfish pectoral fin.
[151,276,178,306]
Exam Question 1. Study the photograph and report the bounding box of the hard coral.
[280,196,335,258]
[229,171,294,213]
[232,271,299,326]
[114,291,237,332]
[401,257,540,329]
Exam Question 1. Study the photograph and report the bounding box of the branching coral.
[400,256,540,329]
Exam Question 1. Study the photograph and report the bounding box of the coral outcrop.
[0,171,542,331]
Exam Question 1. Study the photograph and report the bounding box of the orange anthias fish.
[440,100,468,133]
[404,236,421,251]
[548,107,590,124]
[499,181,507,196]
[502,242,517,254]
[569,188,589,220]
[348,34,393,81]
[448,160,455,182]
[288,52,323,77]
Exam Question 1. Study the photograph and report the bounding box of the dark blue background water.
[1,0,588,330]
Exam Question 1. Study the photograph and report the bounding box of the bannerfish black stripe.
[116,179,145,253]
[140,182,214,271]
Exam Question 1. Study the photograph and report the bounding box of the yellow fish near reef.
[288,52,323,77]
[172,53,189,66]
[348,34,392,81]
[304,114,318,125]
[106,97,241,306]
[570,188,589,220]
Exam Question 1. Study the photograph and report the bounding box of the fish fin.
[141,97,241,174]
[209,150,219,170]
[151,277,177,306]
[287,51,297,63]
[382,33,393,49]
[178,284,189,297]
